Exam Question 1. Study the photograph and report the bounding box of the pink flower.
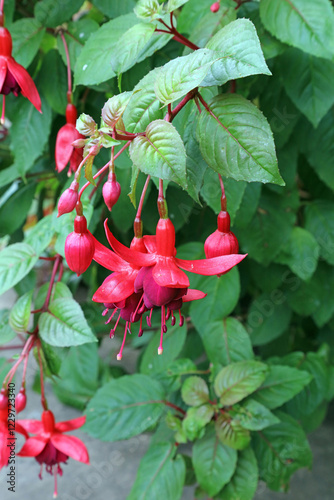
[65,215,95,276]
[0,407,27,470]
[102,172,121,211]
[17,410,89,497]
[0,27,41,111]
[55,103,84,174]
[96,217,246,355]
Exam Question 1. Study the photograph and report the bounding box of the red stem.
[60,31,72,95]
[43,255,62,311]
[163,400,186,416]
[136,175,151,220]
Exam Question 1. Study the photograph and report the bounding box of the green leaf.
[237,191,296,266]
[74,14,138,86]
[217,447,258,500]
[231,399,280,431]
[181,376,209,406]
[214,360,268,406]
[38,50,67,114]
[85,375,165,441]
[24,214,55,256]
[196,317,254,366]
[182,405,214,440]
[166,0,189,12]
[202,19,271,87]
[247,292,292,346]
[215,414,250,450]
[0,182,36,236]
[134,0,163,22]
[259,0,334,61]
[127,442,185,500]
[53,343,99,410]
[57,19,99,70]
[275,227,320,281]
[279,48,334,128]
[0,310,17,345]
[190,268,240,334]
[34,282,72,312]
[0,243,38,296]
[9,290,33,334]
[304,200,334,265]
[166,358,197,376]
[10,18,45,67]
[38,298,97,347]
[253,365,313,409]
[94,0,136,17]
[129,119,187,188]
[192,426,237,496]
[285,352,329,417]
[234,182,262,229]
[140,323,187,375]
[9,97,52,177]
[252,411,312,492]
[196,94,283,185]
[102,92,132,128]
[34,0,83,28]
[111,23,156,74]
[154,49,219,105]
[123,69,164,133]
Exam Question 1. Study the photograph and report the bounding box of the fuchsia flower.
[0,404,27,469]
[93,217,246,356]
[0,27,41,111]
[65,215,95,276]
[102,171,121,211]
[17,410,89,496]
[204,210,239,262]
[55,103,84,174]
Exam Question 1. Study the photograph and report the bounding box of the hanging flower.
[204,210,239,275]
[0,27,41,111]
[65,215,95,276]
[55,103,84,174]
[17,410,89,497]
[96,217,246,354]
[0,405,27,470]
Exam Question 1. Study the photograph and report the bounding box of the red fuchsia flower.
[204,210,239,263]
[0,27,41,111]
[0,402,27,469]
[210,1,220,12]
[57,180,79,217]
[17,410,89,497]
[55,103,84,175]
[65,215,95,276]
[102,171,121,211]
[102,217,246,354]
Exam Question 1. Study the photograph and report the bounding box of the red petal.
[183,289,207,302]
[18,436,47,457]
[51,434,89,464]
[16,419,44,434]
[55,416,86,433]
[0,426,11,468]
[104,220,155,267]
[175,253,247,275]
[7,57,41,112]
[152,257,189,288]
[143,235,157,254]
[0,56,8,93]
[92,271,136,303]
[55,124,76,173]
[90,233,131,271]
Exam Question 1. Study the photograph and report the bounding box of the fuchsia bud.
[102,172,121,211]
[65,215,95,276]
[0,388,8,410]
[72,138,86,148]
[57,180,79,217]
[15,388,27,413]
[210,1,220,12]
[204,211,239,263]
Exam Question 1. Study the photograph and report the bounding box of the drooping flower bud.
[72,138,86,148]
[15,388,27,413]
[210,1,220,12]
[57,180,79,217]
[204,211,239,262]
[102,172,121,211]
[65,215,95,276]
[0,388,8,410]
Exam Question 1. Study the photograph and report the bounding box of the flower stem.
[60,31,72,96]
[218,174,227,210]
[37,342,48,411]
[43,255,62,311]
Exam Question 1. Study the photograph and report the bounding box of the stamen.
[146,308,153,327]
[165,308,171,321]
[158,306,166,355]
[131,294,144,323]
[138,316,143,337]
[1,96,5,125]
[53,465,58,498]
[38,465,43,480]
[171,311,176,326]
[102,308,109,316]
[179,309,184,327]
[117,321,128,360]
[105,308,118,324]
[110,310,121,338]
